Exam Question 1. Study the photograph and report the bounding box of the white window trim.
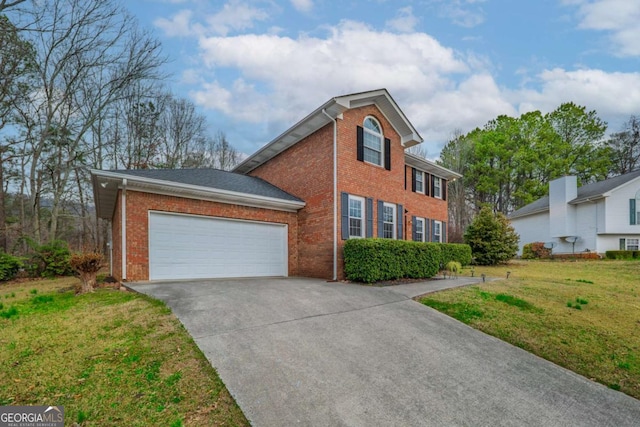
[433,176,442,199]
[415,170,424,194]
[363,116,383,167]
[348,195,365,238]
[415,217,425,242]
[382,202,397,239]
[625,238,639,251]
[433,220,442,243]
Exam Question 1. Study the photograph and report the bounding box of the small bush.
[464,206,519,265]
[26,240,73,278]
[70,252,104,294]
[0,252,23,281]
[344,239,441,283]
[605,250,636,260]
[438,243,472,266]
[522,242,552,259]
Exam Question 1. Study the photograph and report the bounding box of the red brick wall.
[335,106,448,278]
[114,190,299,281]
[250,105,450,280]
[250,124,335,278]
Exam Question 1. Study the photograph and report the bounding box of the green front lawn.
[420,260,640,399]
[0,278,249,426]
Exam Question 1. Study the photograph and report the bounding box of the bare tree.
[0,0,26,12]
[607,116,640,176]
[11,0,165,242]
[0,15,35,250]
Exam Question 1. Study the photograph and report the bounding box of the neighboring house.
[92,89,461,282]
[510,170,640,255]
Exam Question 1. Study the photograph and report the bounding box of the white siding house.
[510,170,640,255]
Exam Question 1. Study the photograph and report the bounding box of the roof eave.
[509,207,549,220]
[91,170,306,220]
[233,89,424,174]
[404,153,462,181]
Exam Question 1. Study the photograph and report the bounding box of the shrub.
[464,206,519,266]
[444,261,462,278]
[344,239,441,283]
[0,252,23,281]
[70,252,104,294]
[605,250,637,260]
[438,243,472,266]
[26,240,73,278]
[522,242,552,259]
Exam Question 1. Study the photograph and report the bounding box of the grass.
[420,260,640,399]
[0,277,248,426]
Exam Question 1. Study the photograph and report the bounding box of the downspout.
[108,225,113,276]
[121,179,127,281]
[322,109,338,281]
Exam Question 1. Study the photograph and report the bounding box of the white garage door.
[148,212,288,280]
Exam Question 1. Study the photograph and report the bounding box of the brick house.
[92,89,461,281]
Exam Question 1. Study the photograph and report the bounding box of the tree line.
[0,0,240,255]
[439,103,640,242]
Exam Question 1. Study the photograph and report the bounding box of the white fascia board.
[91,170,305,213]
[404,153,462,180]
[233,98,345,174]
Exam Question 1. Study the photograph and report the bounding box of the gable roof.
[233,88,423,174]
[510,169,640,219]
[91,168,305,219]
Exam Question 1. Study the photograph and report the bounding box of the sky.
[127,0,640,160]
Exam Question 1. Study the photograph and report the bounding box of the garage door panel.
[148,212,287,280]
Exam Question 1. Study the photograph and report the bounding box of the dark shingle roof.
[510,169,640,219]
[112,168,303,202]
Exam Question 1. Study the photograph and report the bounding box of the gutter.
[322,108,338,281]
[91,169,306,216]
[121,178,127,281]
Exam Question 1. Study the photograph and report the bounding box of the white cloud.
[192,20,519,151]
[154,9,193,37]
[385,6,419,33]
[567,0,640,56]
[431,0,486,28]
[290,0,313,13]
[514,68,640,118]
[206,0,269,36]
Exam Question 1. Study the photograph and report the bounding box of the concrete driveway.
[128,277,640,426]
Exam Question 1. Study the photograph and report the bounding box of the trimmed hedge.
[438,243,472,266]
[605,250,639,260]
[344,239,441,283]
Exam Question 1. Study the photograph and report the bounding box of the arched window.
[363,117,383,166]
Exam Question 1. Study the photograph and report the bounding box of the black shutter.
[431,176,435,198]
[356,126,364,162]
[411,168,417,192]
[425,174,430,196]
[404,166,407,190]
[443,221,447,243]
[397,204,403,239]
[425,218,431,242]
[341,192,349,240]
[431,219,436,242]
[442,179,447,201]
[631,199,637,225]
[366,198,373,238]
[377,200,384,238]
[384,138,391,170]
[412,216,417,241]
